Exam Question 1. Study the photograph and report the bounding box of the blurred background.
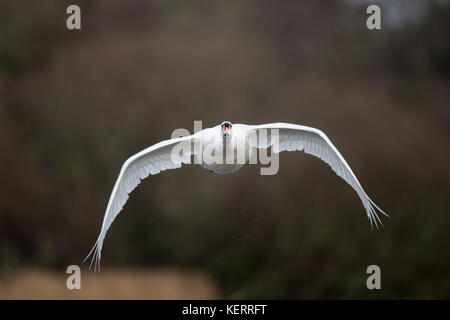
[0,0,449,299]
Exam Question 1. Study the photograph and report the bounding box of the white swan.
[85,121,388,270]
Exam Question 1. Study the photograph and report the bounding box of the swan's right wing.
[85,134,199,271]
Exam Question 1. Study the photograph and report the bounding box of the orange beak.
[222,126,231,135]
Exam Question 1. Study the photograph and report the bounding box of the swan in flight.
[85,121,388,270]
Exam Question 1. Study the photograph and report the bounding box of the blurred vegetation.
[0,0,449,298]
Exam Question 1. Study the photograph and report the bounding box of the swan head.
[221,121,232,137]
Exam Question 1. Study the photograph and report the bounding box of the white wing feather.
[248,123,388,227]
[85,134,198,271]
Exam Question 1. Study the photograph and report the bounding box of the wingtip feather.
[366,199,388,229]
[84,238,102,272]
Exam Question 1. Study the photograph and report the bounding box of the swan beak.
[222,126,231,136]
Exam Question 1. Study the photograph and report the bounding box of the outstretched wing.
[85,134,198,271]
[247,122,388,227]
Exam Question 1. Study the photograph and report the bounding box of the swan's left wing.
[246,122,388,227]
